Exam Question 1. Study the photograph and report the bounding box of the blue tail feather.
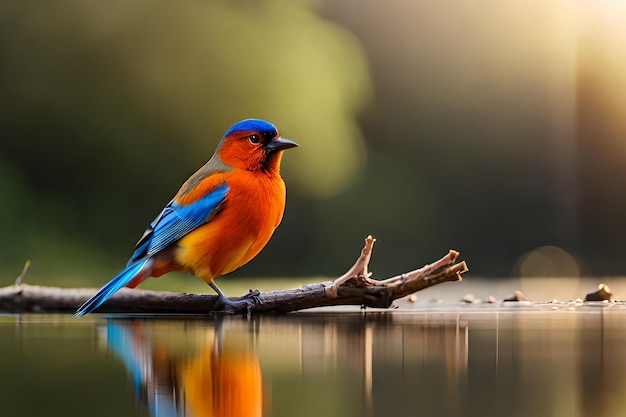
[76,259,151,317]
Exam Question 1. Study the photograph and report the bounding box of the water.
[3,303,626,417]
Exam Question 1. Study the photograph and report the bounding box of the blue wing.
[75,182,229,317]
[127,181,229,265]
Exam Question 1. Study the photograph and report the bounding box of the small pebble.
[504,290,529,302]
[487,296,497,304]
[585,283,612,302]
[407,294,417,303]
[462,294,475,303]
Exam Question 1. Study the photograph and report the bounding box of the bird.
[76,119,298,316]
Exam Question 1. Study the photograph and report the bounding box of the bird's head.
[216,119,298,173]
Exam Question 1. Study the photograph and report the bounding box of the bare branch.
[0,237,467,314]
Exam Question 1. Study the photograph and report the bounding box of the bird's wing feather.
[127,181,229,265]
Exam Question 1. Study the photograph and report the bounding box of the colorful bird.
[76,119,298,316]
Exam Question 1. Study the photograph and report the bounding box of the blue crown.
[224,119,277,138]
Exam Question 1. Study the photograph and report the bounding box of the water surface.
[3,304,626,417]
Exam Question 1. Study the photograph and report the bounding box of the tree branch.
[0,236,467,314]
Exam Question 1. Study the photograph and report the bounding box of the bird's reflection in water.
[105,318,262,417]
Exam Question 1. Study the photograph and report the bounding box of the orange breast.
[174,169,286,283]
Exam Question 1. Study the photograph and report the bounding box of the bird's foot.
[214,289,260,314]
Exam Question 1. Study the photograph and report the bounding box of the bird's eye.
[248,134,261,145]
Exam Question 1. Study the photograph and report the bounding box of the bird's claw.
[214,289,260,314]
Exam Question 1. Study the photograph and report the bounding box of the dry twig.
[0,236,467,314]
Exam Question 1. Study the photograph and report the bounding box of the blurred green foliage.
[0,0,371,283]
[2,0,626,285]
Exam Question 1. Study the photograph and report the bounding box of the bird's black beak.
[265,136,298,152]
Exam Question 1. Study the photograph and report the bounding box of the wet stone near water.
[585,283,612,302]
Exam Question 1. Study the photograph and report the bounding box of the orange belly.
[174,170,286,283]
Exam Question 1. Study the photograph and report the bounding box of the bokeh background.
[2,0,626,287]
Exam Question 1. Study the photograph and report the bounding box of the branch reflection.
[102,314,469,417]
